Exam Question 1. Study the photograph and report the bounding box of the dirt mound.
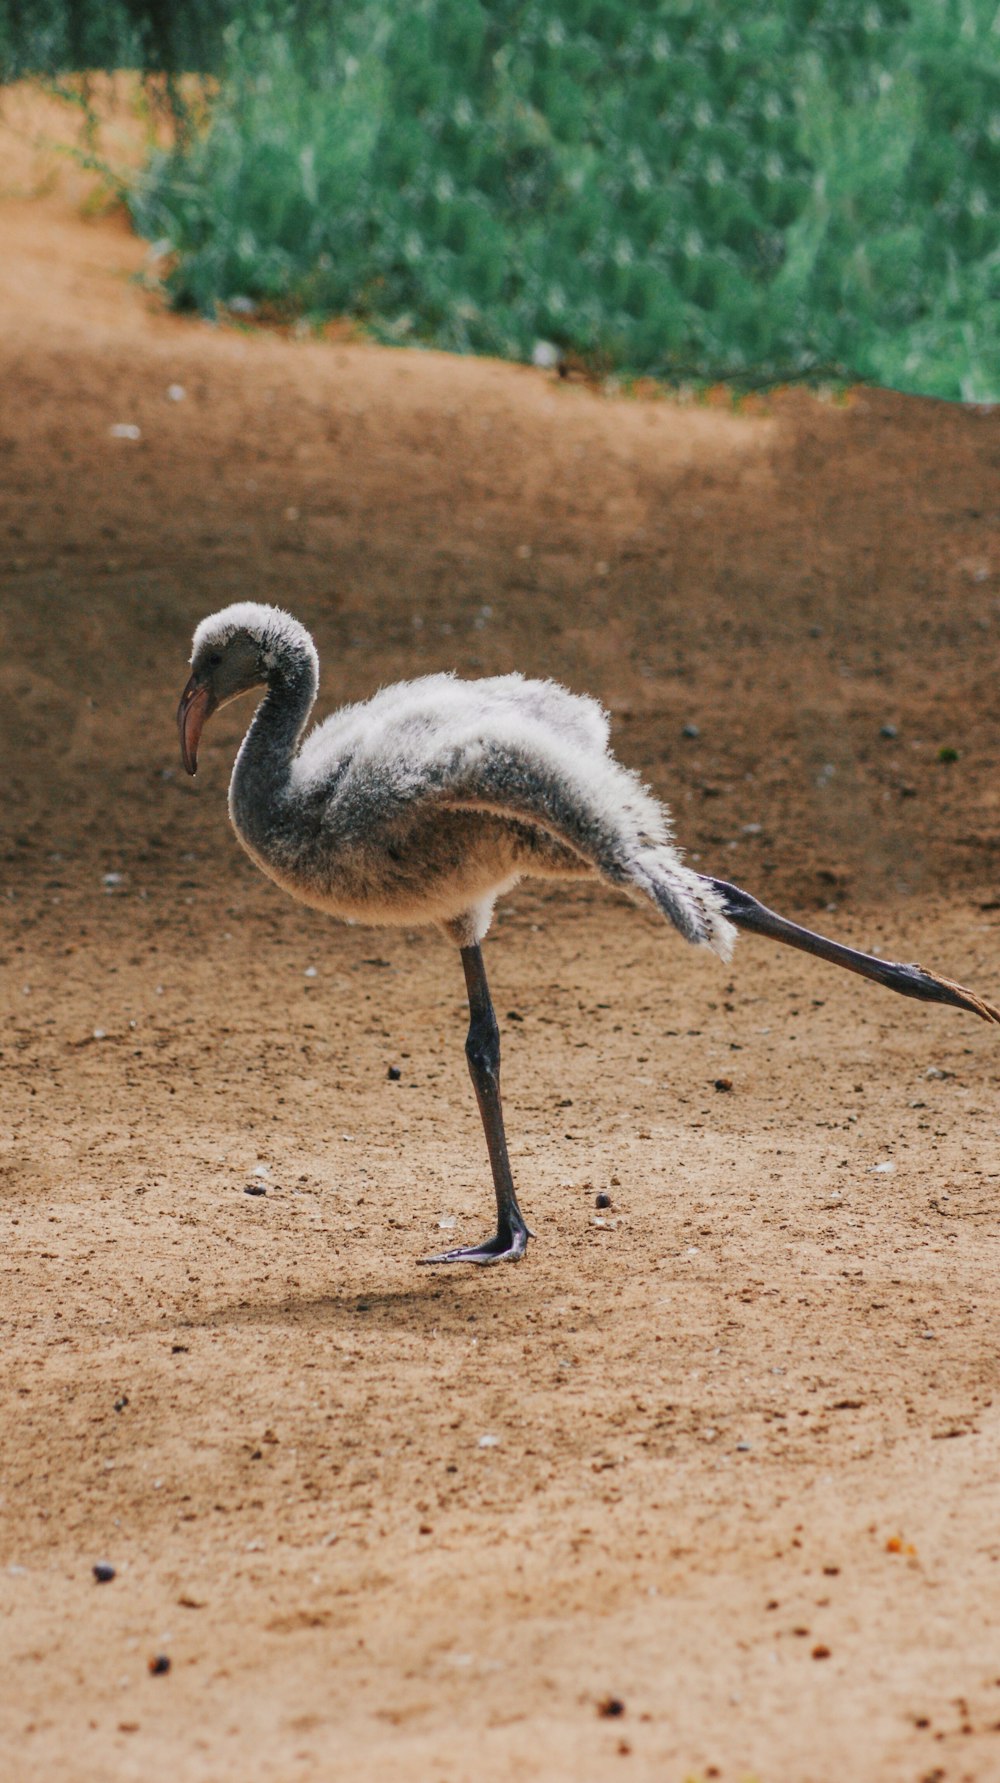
[1,84,999,1783]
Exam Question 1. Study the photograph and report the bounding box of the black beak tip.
[177,676,211,778]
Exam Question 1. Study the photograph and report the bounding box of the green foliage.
[24,0,1000,398]
[0,1,238,79]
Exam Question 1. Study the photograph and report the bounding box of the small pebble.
[114,1396,129,1413]
[93,1562,116,1584]
[681,722,700,739]
[597,1696,626,1718]
[713,1077,733,1093]
[595,1191,612,1209]
[148,1654,171,1675]
[387,1065,402,1081]
[879,723,898,739]
[244,1184,267,1196]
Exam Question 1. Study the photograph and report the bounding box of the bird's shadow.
[172,1274,489,1340]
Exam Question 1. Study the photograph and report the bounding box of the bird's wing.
[418,724,670,875]
[430,735,731,955]
[313,711,731,956]
[409,724,731,955]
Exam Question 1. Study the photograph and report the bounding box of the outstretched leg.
[420,943,532,1265]
[705,876,1000,1023]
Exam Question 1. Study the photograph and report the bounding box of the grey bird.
[177,602,998,1264]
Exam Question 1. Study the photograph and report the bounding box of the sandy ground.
[1,84,999,1783]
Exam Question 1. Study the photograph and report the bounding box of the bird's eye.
[209,652,223,667]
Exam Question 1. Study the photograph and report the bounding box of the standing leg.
[420,943,532,1265]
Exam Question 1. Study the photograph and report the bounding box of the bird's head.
[177,602,318,775]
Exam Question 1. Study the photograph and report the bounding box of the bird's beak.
[177,674,218,776]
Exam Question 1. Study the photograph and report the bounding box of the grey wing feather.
[421,725,734,958]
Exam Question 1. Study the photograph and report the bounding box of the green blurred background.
[3,1,998,399]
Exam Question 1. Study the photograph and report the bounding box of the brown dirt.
[1,85,999,1783]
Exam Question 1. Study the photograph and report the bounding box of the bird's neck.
[229,648,317,845]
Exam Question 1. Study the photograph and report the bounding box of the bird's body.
[234,667,607,935]
[178,602,998,1266]
[202,602,734,955]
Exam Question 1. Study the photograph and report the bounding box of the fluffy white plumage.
[188,602,735,957]
[192,600,320,685]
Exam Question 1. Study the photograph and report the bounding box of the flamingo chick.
[177,602,998,1264]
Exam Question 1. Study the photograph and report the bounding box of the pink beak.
[177,675,218,776]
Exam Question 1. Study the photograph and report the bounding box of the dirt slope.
[1,85,999,1783]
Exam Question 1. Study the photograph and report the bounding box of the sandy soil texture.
[1,86,999,1783]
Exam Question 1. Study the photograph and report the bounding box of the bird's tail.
[627,849,736,960]
[704,876,1000,1024]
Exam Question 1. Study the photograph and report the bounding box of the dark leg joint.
[466,1016,499,1085]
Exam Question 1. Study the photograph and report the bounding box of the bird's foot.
[418,1223,531,1267]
